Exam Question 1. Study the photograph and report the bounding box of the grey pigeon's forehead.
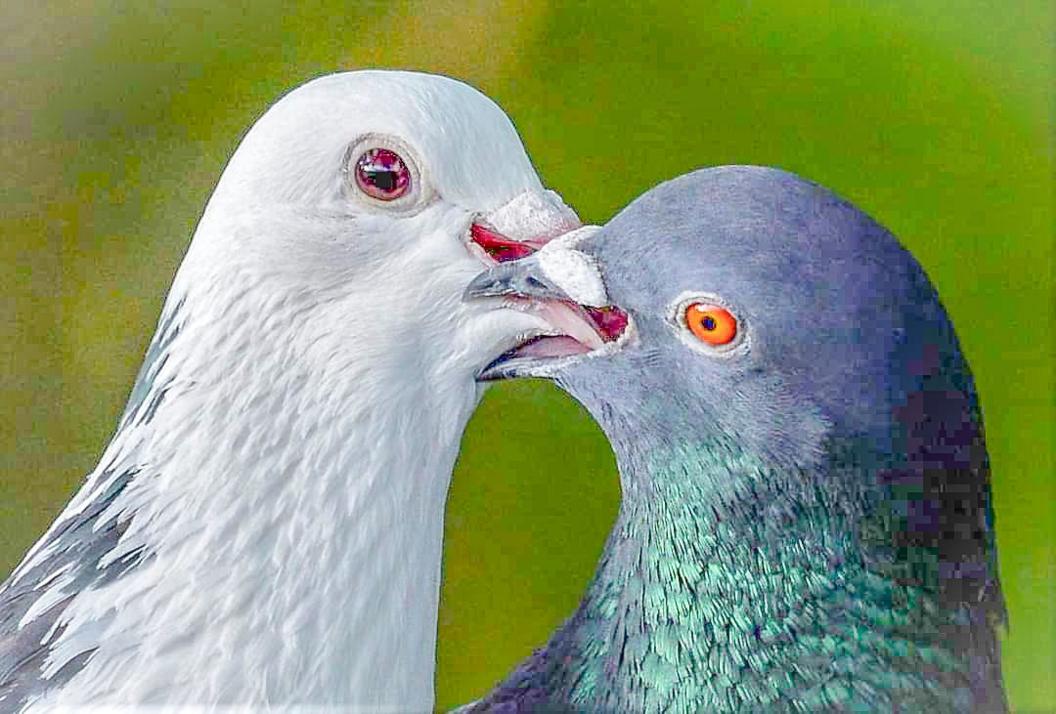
[588,166,924,318]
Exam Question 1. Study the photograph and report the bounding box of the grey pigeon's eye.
[354,148,411,201]
[671,293,747,356]
[685,302,737,346]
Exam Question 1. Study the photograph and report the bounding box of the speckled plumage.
[466,166,1005,712]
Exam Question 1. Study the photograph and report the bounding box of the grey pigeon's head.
[467,165,1000,609]
[474,166,973,463]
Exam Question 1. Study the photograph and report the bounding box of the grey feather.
[0,295,183,709]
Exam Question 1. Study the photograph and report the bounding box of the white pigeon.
[0,70,580,711]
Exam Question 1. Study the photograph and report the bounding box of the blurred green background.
[0,1,1051,710]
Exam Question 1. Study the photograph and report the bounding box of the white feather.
[9,70,575,711]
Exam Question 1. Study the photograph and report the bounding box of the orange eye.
[685,303,738,346]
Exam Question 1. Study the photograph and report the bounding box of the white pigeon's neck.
[32,259,479,709]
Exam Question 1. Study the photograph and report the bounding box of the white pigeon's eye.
[343,136,428,210]
[354,148,410,201]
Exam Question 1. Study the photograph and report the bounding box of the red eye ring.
[684,302,738,346]
[354,148,411,201]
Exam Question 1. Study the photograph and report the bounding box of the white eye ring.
[668,291,750,358]
[342,133,434,214]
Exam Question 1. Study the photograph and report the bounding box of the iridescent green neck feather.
[469,435,1003,712]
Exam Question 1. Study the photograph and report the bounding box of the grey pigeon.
[463,166,1006,712]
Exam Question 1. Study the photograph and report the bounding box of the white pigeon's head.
[172,70,580,399]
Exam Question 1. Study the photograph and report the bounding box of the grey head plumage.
[463,166,1006,712]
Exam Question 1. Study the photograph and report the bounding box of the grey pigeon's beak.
[465,247,630,382]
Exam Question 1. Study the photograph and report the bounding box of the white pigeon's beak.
[464,240,631,381]
[468,189,582,263]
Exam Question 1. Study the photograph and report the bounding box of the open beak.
[468,189,581,263]
[464,249,630,381]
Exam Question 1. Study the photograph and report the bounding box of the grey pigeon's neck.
[474,438,1001,712]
